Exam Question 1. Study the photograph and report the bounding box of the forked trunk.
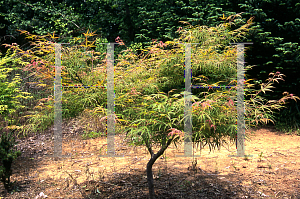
[145,138,173,199]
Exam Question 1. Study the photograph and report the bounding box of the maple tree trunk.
[146,161,155,199]
[146,139,173,199]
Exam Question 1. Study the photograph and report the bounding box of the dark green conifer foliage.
[0,129,21,191]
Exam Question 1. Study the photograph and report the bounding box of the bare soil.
[1,120,300,198]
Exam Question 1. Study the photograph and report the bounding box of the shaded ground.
[1,119,300,198]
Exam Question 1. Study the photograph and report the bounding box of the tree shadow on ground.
[83,167,255,199]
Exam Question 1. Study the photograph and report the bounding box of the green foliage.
[2,0,299,132]
[273,99,300,131]
[23,99,54,135]
[0,0,82,37]
[0,50,33,130]
[0,0,249,52]
[2,29,110,135]
[116,14,252,149]
[4,11,298,138]
[244,71,300,129]
[0,129,21,191]
[123,90,185,148]
[155,16,253,94]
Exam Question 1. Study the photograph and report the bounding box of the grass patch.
[81,130,105,140]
